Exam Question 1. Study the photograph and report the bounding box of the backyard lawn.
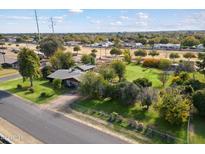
[0,68,18,77]
[75,98,187,141]
[0,78,68,104]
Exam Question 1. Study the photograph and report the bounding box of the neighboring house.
[47,69,84,88]
[76,64,96,72]
[0,58,18,69]
[47,64,96,88]
[153,43,181,50]
[89,41,114,48]
[123,42,143,48]
[64,41,81,46]
[7,38,17,43]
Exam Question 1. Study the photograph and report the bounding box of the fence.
[70,103,186,144]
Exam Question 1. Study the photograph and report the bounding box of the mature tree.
[140,87,158,110]
[134,49,147,57]
[183,52,196,61]
[182,36,200,47]
[17,48,40,87]
[196,56,205,77]
[160,37,169,44]
[192,89,205,116]
[112,81,141,106]
[148,50,159,58]
[159,71,169,87]
[79,72,107,99]
[159,88,191,125]
[50,50,75,70]
[123,49,132,63]
[133,78,152,88]
[110,47,122,57]
[81,54,92,64]
[111,60,126,81]
[169,53,180,62]
[90,49,98,58]
[158,59,171,70]
[98,65,116,82]
[40,36,64,57]
[41,65,52,79]
[73,45,81,55]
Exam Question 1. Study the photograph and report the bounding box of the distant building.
[153,43,180,50]
[64,41,81,46]
[7,38,17,43]
[123,42,143,48]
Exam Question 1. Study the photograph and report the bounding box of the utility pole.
[50,17,55,33]
[34,10,41,42]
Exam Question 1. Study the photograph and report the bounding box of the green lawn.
[0,78,67,104]
[125,64,164,88]
[76,98,187,141]
[190,114,205,144]
[0,69,18,77]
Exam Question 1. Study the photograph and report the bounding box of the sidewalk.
[0,118,42,144]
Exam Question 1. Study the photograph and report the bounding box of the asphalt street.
[0,90,127,144]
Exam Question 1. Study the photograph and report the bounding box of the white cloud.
[120,16,129,20]
[110,21,122,26]
[69,9,83,13]
[90,20,101,25]
[137,12,149,20]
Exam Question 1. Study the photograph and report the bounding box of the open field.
[0,69,18,77]
[2,43,200,62]
[0,78,68,104]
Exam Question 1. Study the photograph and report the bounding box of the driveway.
[0,90,127,144]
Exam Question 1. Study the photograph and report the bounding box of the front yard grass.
[75,98,187,142]
[0,68,18,77]
[0,78,68,104]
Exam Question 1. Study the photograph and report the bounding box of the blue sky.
[0,9,205,33]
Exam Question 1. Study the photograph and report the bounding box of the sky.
[0,9,205,33]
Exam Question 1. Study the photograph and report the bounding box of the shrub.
[111,60,126,81]
[16,44,19,47]
[136,123,144,132]
[142,58,160,68]
[53,79,62,89]
[133,78,152,88]
[158,59,171,70]
[159,88,191,125]
[135,57,142,65]
[41,65,52,79]
[184,79,204,91]
[111,81,141,106]
[80,72,107,99]
[40,92,47,97]
[16,84,23,89]
[134,49,147,57]
[81,54,91,64]
[192,89,205,116]
[28,87,34,93]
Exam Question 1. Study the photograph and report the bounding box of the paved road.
[0,90,126,144]
[0,74,21,83]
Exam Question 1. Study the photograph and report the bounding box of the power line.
[50,17,55,33]
[34,10,41,42]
